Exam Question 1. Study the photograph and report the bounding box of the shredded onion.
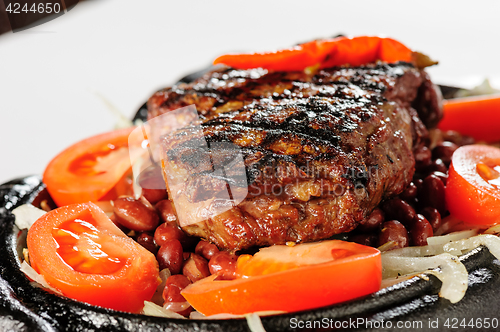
[382,244,448,257]
[150,268,171,305]
[377,240,397,252]
[379,273,419,289]
[383,230,481,258]
[131,155,146,199]
[442,234,500,259]
[245,313,266,332]
[158,268,171,290]
[142,301,186,319]
[434,215,475,236]
[12,204,46,230]
[19,261,61,295]
[427,229,479,246]
[190,311,243,320]
[382,233,500,304]
[382,253,468,303]
[484,224,500,235]
[163,301,191,312]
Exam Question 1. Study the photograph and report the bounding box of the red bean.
[441,130,462,145]
[426,158,448,174]
[163,275,190,302]
[441,131,475,146]
[399,182,418,202]
[162,275,192,316]
[109,214,129,233]
[155,200,178,226]
[183,253,210,283]
[419,174,446,215]
[460,135,475,146]
[349,233,377,247]
[142,188,168,205]
[409,214,433,246]
[430,171,448,186]
[420,207,442,232]
[136,232,157,254]
[113,197,159,232]
[208,251,238,280]
[157,239,183,274]
[195,240,220,261]
[432,141,458,166]
[378,220,409,249]
[154,223,187,246]
[381,198,416,227]
[138,165,168,203]
[414,178,423,192]
[358,208,385,232]
[154,222,197,251]
[414,146,432,171]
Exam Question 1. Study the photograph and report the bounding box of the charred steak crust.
[148,62,442,251]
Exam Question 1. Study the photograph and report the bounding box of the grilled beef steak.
[148,62,442,251]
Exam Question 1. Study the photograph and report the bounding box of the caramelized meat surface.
[148,63,442,251]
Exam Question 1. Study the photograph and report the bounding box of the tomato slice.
[27,202,160,313]
[181,240,381,316]
[438,95,500,143]
[43,127,142,207]
[446,145,500,226]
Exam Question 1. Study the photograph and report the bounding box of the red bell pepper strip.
[213,36,413,72]
[438,95,500,143]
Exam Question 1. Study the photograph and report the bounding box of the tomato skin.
[27,202,160,313]
[43,127,138,207]
[446,145,500,226]
[213,36,412,72]
[439,95,500,143]
[181,240,381,316]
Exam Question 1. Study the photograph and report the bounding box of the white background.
[1,0,500,184]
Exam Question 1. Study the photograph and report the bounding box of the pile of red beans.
[111,192,238,316]
[109,129,473,316]
[349,129,474,250]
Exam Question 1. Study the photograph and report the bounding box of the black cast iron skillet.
[1,71,495,331]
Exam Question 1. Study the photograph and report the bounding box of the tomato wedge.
[446,145,500,226]
[181,240,381,316]
[27,202,160,313]
[43,127,141,207]
[438,95,500,143]
[213,36,413,72]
